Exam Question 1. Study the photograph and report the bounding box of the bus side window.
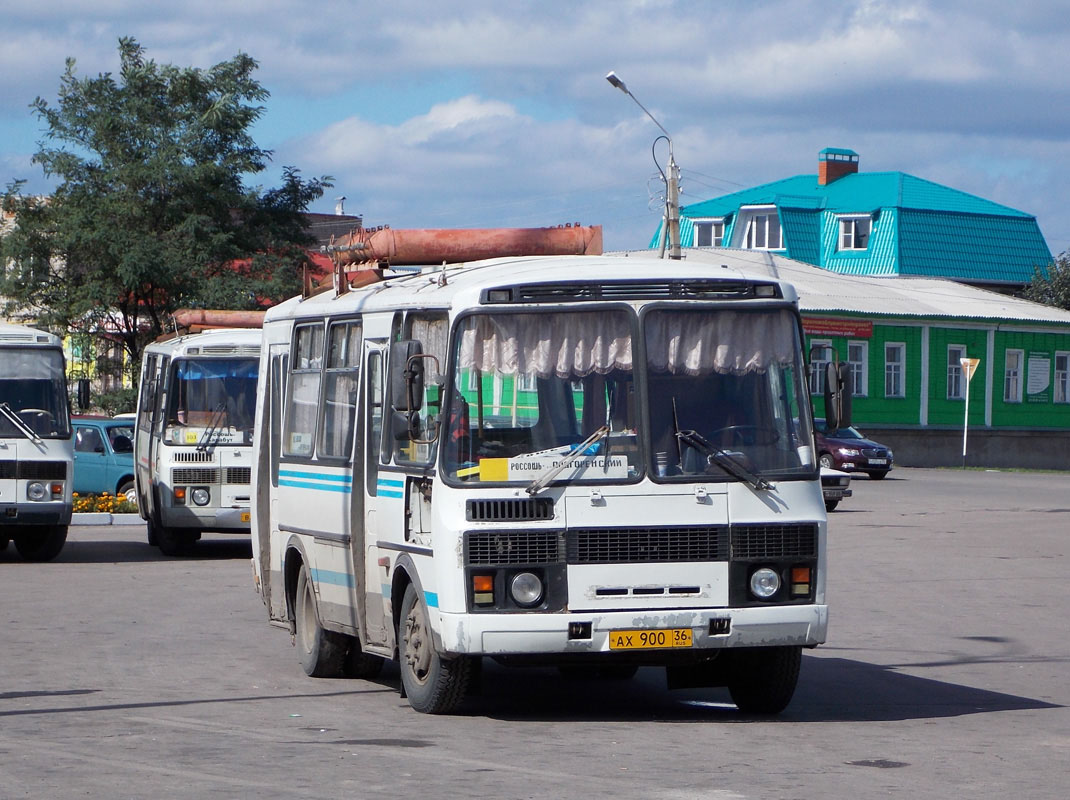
[284,323,324,458]
[320,320,362,459]
[367,351,383,495]
[269,351,287,487]
[138,355,156,433]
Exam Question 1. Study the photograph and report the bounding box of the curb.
[72,513,144,526]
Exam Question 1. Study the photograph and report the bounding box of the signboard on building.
[802,317,873,338]
[1027,352,1051,403]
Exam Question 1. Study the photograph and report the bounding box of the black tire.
[295,567,346,678]
[156,526,197,556]
[727,645,802,714]
[398,583,472,714]
[818,453,834,469]
[825,500,839,512]
[343,637,386,679]
[867,471,888,480]
[146,518,159,547]
[14,525,68,562]
[118,479,137,507]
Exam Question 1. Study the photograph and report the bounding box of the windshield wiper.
[675,428,772,491]
[0,403,44,445]
[526,425,610,496]
[197,401,229,452]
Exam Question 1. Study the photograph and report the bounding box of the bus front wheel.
[726,645,802,714]
[14,525,68,562]
[295,567,346,678]
[398,583,472,714]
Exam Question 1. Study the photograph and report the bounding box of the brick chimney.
[818,148,859,185]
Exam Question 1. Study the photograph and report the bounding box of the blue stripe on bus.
[377,477,404,498]
[279,479,352,494]
[424,591,439,608]
[279,470,352,484]
[310,568,355,588]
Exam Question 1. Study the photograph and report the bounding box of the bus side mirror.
[389,340,424,413]
[824,361,852,430]
[77,378,90,410]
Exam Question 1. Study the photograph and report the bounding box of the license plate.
[241,512,251,522]
[608,628,693,650]
[869,458,887,465]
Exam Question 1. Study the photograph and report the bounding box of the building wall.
[805,318,1070,434]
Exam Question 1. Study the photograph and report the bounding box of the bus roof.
[142,327,263,359]
[0,321,62,347]
[264,254,798,324]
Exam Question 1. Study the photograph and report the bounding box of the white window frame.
[885,342,905,398]
[847,340,868,397]
[1055,351,1070,404]
[809,339,832,395]
[1004,348,1024,403]
[839,215,872,250]
[736,207,783,250]
[692,218,725,248]
[947,344,966,400]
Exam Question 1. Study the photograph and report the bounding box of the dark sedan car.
[813,418,894,479]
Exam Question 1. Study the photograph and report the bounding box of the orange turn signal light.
[472,575,494,593]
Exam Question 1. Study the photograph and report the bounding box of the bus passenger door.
[355,341,391,648]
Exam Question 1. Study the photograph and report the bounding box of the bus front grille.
[172,468,220,484]
[225,467,251,485]
[731,523,817,560]
[567,526,729,564]
[465,530,562,566]
[0,461,15,479]
[16,461,68,480]
[466,497,554,522]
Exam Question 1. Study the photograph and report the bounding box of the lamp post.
[605,71,681,260]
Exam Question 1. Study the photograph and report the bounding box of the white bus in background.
[251,255,839,714]
[0,322,73,561]
[134,328,261,555]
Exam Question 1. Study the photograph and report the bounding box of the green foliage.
[92,387,139,417]
[1024,251,1070,310]
[1,37,331,372]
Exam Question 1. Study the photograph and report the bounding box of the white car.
[821,467,852,511]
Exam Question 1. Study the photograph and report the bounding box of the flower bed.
[72,492,138,515]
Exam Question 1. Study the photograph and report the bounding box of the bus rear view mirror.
[390,340,424,412]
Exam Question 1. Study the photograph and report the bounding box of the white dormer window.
[736,208,783,250]
[839,216,871,250]
[693,219,724,247]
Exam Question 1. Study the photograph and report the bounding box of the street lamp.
[605,71,681,259]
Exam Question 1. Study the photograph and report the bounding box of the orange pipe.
[330,224,603,267]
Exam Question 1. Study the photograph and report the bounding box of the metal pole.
[666,143,681,260]
[962,370,970,468]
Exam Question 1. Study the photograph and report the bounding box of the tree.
[1023,251,1070,310]
[0,37,331,376]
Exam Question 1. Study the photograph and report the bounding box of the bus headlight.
[27,481,47,501]
[749,567,781,600]
[510,572,544,607]
[191,487,211,506]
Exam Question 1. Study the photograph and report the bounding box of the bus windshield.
[644,307,814,480]
[444,310,639,484]
[443,306,814,485]
[0,347,71,438]
[166,358,258,440]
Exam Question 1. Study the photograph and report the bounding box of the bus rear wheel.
[726,645,802,714]
[14,525,68,562]
[295,567,346,677]
[398,583,472,714]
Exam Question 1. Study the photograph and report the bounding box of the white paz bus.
[135,328,261,555]
[251,255,839,714]
[0,322,73,561]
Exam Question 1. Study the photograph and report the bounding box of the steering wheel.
[18,408,54,421]
[709,424,780,446]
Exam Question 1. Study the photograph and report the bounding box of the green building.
[642,249,1070,469]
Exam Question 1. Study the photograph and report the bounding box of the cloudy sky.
[2,0,1068,254]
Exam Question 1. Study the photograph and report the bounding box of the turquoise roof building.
[654,148,1053,291]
